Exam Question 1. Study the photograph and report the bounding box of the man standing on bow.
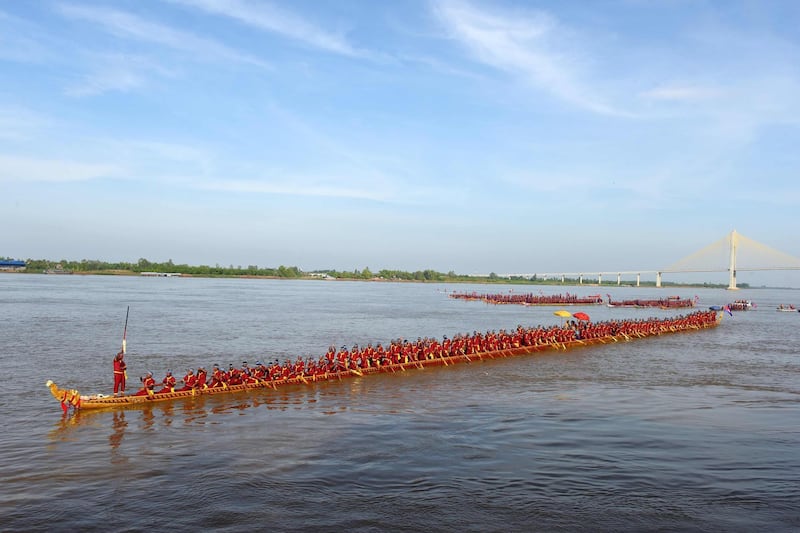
[113,351,127,396]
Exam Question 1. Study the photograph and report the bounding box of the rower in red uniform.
[325,345,336,370]
[209,364,227,388]
[336,346,349,371]
[254,361,267,380]
[113,351,127,396]
[228,364,242,385]
[179,368,196,391]
[157,370,176,393]
[195,367,208,389]
[242,362,258,384]
[134,371,156,396]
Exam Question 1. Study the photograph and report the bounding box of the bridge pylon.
[727,230,739,290]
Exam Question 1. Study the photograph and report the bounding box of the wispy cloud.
[57,2,270,68]
[0,154,121,183]
[65,53,176,97]
[639,20,800,135]
[433,0,624,116]
[168,0,365,58]
[238,100,411,201]
[0,9,52,63]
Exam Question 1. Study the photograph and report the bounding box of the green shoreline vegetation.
[2,257,741,289]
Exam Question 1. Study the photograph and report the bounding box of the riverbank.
[0,269,756,289]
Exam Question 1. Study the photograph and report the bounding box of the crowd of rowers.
[449,291,604,305]
[606,294,697,309]
[131,309,720,397]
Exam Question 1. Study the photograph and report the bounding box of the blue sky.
[2,0,799,284]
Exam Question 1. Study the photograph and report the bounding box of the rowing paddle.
[121,306,130,355]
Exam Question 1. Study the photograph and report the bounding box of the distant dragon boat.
[727,300,755,311]
[47,311,722,412]
[449,291,604,306]
[606,294,696,309]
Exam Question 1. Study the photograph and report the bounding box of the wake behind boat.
[47,310,722,412]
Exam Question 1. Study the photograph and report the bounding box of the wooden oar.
[120,306,130,385]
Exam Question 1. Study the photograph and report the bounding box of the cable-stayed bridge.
[508,230,800,290]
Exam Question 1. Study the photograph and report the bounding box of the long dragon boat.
[449,291,604,306]
[606,294,696,309]
[47,310,722,412]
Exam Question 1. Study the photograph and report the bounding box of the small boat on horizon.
[727,300,755,311]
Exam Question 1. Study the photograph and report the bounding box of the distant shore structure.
[0,260,26,271]
[44,263,72,274]
[308,272,335,280]
[488,230,800,290]
[141,272,183,277]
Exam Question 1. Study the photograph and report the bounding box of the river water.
[1,274,798,532]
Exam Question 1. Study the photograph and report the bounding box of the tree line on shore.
[17,257,482,281]
[4,257,735,288]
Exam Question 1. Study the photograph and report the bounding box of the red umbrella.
[573,312,590,321]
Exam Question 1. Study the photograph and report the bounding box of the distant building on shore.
[308,272,335,280]
[44,263,72,274]
[0,260,26,271]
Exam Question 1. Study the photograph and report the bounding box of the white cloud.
[64,53,177,97]
[168,0,366,57]
[66,70,144,97]
[644,75,800,146]
[639,22,800,136]
[57,3,270,68]
[0,154,121,183]
[433,0,624,116]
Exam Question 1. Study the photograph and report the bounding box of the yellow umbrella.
[554,309,572,327]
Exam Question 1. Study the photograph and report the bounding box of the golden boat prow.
[47,311,723,411]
